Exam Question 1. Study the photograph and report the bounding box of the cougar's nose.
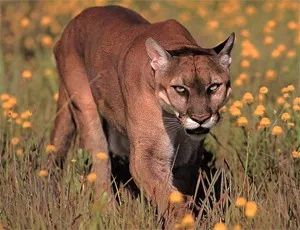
[190,114,211,124]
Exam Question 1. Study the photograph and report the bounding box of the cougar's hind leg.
[53,35,112,198]
[50,83,75,168]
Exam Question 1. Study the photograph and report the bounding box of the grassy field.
[0,0,299,229]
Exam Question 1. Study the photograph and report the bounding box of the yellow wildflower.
[169,191,184,204]
[277,44,286,52]
[264,36,273,45]
[287,21,298,30]
[277,97,285,105]
[41,35,53,47]
[242,92,254,104]
[229,106,241,117]
[0,93,10,101]
[20,17,30,28]
[245,201,258,218]
[237,117,248,127]
[254,105,265,116]
[281,112,291,122]
[21,69,32,79]
[5,110,18,119]
[20,110,32,119]
[38,170,48,178]
[40,16,52,27]
[180,213,195,228]
[96,152,109,160]
[293,97,300,105]
[293,104,300,111]
[239,73,248,81]
[259,86,268,94]
[207,20,219,30]
[288,122,295,128]
[281,87,289,94]
[46,144,56,154]
[22,121,32,129]
[213,222,227,230]
[271,49,280,58]
[283,93,289,99]
[265,70,276,80]
[234,79,243,86]
[287,50,296,58]
[235,197,247,207]
[87,172,97,183]
[233,100,243,109]
[292,150,300,158]
[2,97,17,110]
[259,117,271,128]
[267,20,276,28]
[240,60,250,68]
[11,137,20,146]
[15,118,22,125]
[286,85,295,92]
[245,5,256,15]
[271,126,283,136]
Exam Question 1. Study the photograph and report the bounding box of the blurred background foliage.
[0,0,299,229]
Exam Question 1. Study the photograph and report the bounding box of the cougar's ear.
[213,33,235,68]
[145,38,171,71]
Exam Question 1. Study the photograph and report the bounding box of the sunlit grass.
[0,0,299,229]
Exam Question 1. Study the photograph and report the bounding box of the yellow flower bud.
[292,150,300,158]
[46,144,56,154]
[22,121,32,129]
[96,152,109,160]
[259,86,268,94]
[229,106,241,117]
[242,92,254,104]
[281,112,291,122]
[245,201,258,218]
[169,191,184,204]
[87,173,97,183]
[235,197,247,207]
[180,214,195,228]
[271,126,283,136]
[237,116,248,127]
[38,170,48,178]
[213,222,227,230]
[11,137,20,146]
[259,117,271,128]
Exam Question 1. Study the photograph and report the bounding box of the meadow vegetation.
[0,0,299,229]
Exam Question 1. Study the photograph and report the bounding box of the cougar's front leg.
[54,41,111,197]
[125,94,189,221]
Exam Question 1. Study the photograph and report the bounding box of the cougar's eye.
[172,85,187,94]
[207,83,221,94]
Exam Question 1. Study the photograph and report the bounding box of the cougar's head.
[145,33,235,138]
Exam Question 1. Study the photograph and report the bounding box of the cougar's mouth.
[183,113,220,137]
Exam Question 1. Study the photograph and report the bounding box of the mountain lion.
[51,5,234,221]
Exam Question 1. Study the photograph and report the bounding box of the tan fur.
[50,5,235,221]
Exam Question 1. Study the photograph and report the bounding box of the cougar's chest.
[106,121,201,168]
